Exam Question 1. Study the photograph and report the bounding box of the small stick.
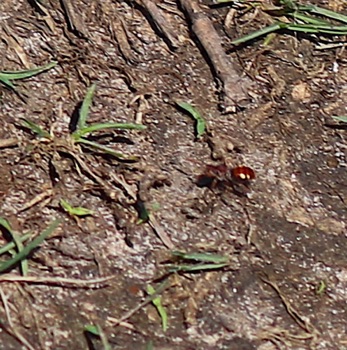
[0,138,18,149]
[18,188,53,213]
[136,0,180,49]
[179,0,252,112]
[106,317,135,330]
[149,214,175,249]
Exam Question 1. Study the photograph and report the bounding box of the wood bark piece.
[136,0,180,50]
[179,0,252,112]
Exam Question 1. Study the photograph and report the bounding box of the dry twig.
[149,214,175,249]
[135,0,180,49]
[179,0,253,112]
[18,188,53,213]
[0,138,19,149]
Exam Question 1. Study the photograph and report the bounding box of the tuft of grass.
[0,219,61,274]
[22,84,147,161]
[175,101,206,139]
[228,0,347,46]
[0,62,57,90]
[72,84,146,160]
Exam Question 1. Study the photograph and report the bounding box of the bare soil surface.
[0,0,346,349]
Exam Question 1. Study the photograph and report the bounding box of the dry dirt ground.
[0,0,347,349]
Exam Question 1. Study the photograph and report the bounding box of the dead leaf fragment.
[291,81,311,102]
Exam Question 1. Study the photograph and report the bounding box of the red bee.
[197,164,255,195]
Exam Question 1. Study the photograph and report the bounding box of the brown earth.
[0,0,346,349]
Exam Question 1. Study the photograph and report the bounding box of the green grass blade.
[175,101,206,138]
[0,219,61,273]
[233,21,347,46]
[97,325,111,350]
[76,138,140,161]
[0,218,28,275]
[78,84,96,130]
[84,325,111,350]
[74,122,146,138]
[0,79,15,89]
[0,62,57,82]
[289,12,330,25]
[302,5,347,24]
[60,199,93,217]
[84,325,99,335]
[285,24,324,33]
[332,116,347,122]
[169,263,228,272]
[147,285,168,332]
[0,218,11,232]
[286,23,347,34]
[0,233,31,256]
[21,119,51,139]
[232,2,347,46]
[172,251,229,264]
[11,233,28,276]
[232,23,284,45]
